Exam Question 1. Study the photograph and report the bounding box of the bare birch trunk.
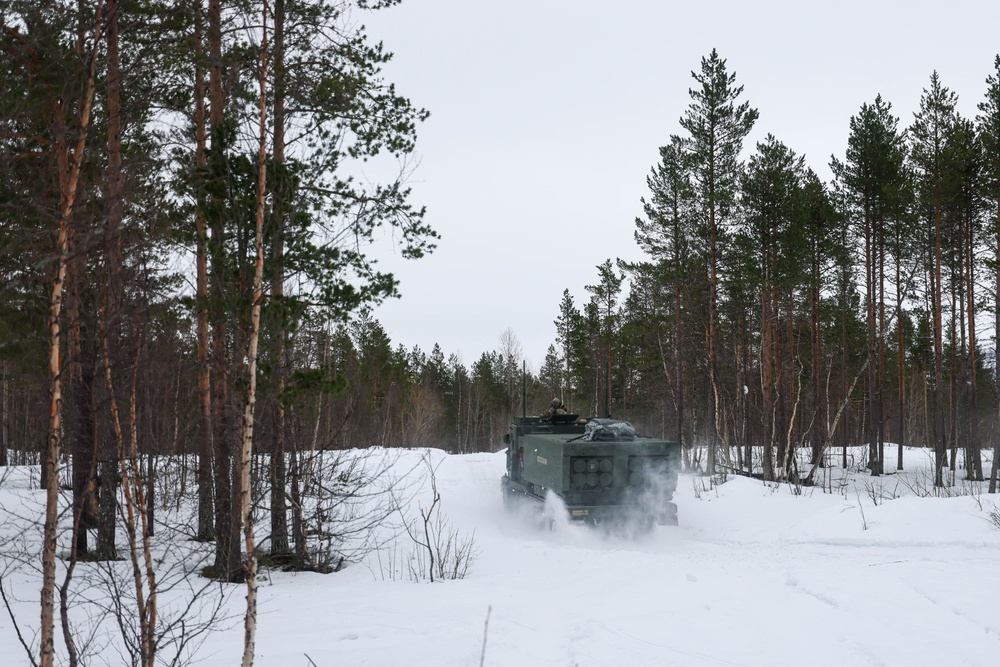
[41,4,104,664]
[42,163,70,667]
[804,357,870,485]
[241,6,269,664]
[102,306,157,667]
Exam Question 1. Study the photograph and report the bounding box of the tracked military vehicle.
[500,413,680,527]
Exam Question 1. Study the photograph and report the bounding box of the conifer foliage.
[557,50,999,489]
[678,49,758,474]
[607,52,998,488]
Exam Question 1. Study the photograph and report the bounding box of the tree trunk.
[956,222,968,477]
[103,305,158,667]
[841,271,849,470]
[895,250,905,470]
[41,5,103,662]
[71,344,98,556]
[949,273,958,474]
[992,185,1000,493]
[876,216,885,475]
[811,260,826,467]
[783,286,795,477]
[193,0,215,542]
[761,280,775,481]
[290,449,306,563]
[708,188,718,476]
[964,210,982,480]
[241,7,269,662]
[865,204,879,476]
[67,242,97,558]
[0,360,7,466]
[932,183,946,486]
[206,0,242,582]
[41,187,70,667]
[673,219,684,457]
[269,0,290,558]
[96,0,125,563]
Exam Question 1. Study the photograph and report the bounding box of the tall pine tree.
[832,94,908,477]
[909,74,958,486]
[977,55,1000,492]
[678,49,758,474]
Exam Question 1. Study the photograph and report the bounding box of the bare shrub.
[855,488,868,531]
[290,448,412,573]
[987,507,1000,532]
[859,477,903,506]
[399,453,477,582]
[691,475,721,500]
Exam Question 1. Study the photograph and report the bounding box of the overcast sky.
[362,0,1000,369]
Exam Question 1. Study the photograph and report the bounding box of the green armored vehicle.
[501,413,680,527]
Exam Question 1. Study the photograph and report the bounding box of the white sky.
[364,0,1000,369]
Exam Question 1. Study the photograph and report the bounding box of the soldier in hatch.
[542,398,567,419]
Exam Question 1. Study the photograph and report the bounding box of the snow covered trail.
[1,448,997,666]
[246,450,1000,667]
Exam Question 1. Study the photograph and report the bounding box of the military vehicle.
[500,413,680,527]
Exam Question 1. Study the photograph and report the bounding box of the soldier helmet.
[550,398,562,408]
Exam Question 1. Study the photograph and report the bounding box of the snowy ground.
[2,445,999,666]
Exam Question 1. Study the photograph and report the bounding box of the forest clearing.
[1,443,997,666]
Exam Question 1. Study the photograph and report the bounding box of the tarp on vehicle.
[582,418,637,441]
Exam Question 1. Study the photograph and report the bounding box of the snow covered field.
[2,445,999,666]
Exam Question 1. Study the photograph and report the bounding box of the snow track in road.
[2,446,997,667]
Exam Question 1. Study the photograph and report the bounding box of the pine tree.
[977,55,1000,493]
[798,169,840,467]
[539,344,563,401]
[942,114,984,481]
[585,259,624,418]
[737,134,805,480]
[679,48,758,474]
[832,94,908,477]
[0,2,106,662]
[827,175,867,469]
[909,74,958,486]
[554,289,582,408]
[634,134,695,448]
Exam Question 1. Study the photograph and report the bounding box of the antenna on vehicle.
[604,361,611,419]
[521,360,527,419]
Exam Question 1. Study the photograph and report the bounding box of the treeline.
[547,50,1000,491]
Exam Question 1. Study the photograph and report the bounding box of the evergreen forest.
[3,2,1000,665]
